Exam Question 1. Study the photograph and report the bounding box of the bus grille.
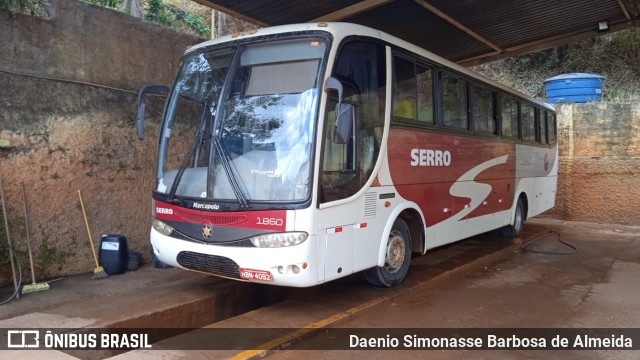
[176,251,240,279]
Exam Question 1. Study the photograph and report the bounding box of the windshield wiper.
[166,97,210,203]
[212,136,249,208]
[167,129,205,203]
[205,45,250,209]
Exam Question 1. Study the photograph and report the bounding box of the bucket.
[99,234,128,275]
[127,251,142,271]
[544,73,604,103]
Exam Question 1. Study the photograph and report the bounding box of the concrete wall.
[542,102,640,226]
[0,0,202,281]
[0,0,201,90]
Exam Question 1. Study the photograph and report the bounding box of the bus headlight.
[249,232,308,248]
[152,219,174,236]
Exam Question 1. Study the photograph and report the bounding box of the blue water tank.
[544,73,604,103]
[99,234,128,275]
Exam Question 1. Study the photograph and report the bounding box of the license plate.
[239,268,272,282]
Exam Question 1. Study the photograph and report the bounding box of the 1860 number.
[256,217,283,226]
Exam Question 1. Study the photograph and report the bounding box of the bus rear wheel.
[501,198,525,238]
[364,218,412,287]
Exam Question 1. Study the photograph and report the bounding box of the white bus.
[136,22,557,287]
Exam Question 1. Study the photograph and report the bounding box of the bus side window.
[520,103,536,142]
[393,56,417,120]
[500,95,518,138]
[548,113,557,144]
[441,72,469,130]
[416,65,434,123]
[392,55,434,124]
[472,85,496,135]
[538,110,546,144]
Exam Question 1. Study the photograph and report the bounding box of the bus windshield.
[156,37,327,204]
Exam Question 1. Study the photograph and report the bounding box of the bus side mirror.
[334,103,354,145]
[136,85,169,140]
[324,77,343,103]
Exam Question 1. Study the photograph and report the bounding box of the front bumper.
[150,227,319,287]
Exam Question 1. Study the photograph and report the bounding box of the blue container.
[99,234,128,275]
[544,73,604,103]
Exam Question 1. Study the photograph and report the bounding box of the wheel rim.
[384,230,406,273]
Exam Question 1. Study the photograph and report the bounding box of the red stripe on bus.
[388,129,514,225]
[154,201,286,231]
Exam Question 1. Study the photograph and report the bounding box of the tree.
[119,0,143,18]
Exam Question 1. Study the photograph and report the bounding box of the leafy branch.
[145,0,210,38]
[0,0,49,17]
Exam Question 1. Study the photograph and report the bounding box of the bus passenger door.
[318,191,382,282]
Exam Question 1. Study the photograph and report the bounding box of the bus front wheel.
[364,218,412,287]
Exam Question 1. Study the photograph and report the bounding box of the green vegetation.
[0,0,48,17]
[145,0,210,38]
[82,0,210,38]
[1,0,211,37]
[84,0,122,9]
[474,29,640,101]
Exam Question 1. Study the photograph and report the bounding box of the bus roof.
[188,22,555,112]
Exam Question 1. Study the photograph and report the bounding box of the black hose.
[521,230,577,255]
[1,247,22,305]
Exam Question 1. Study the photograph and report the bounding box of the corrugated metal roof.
[199,0,639,65]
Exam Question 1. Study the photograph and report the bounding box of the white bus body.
[141,23,557,287]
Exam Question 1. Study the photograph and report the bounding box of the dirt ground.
[267,219,640,360]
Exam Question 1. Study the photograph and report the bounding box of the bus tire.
[501,198,524,238]
[151,247,172,269]
[364,218,412,287]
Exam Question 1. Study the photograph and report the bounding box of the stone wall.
[0,0,202,281]
[0,0,201,90]
[543,102,640,225]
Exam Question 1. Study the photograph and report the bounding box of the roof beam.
[312,0,396,22]
[458,20,638,66]
[616,0,631,20]
[413,0,503,52]
[190,0,269,27]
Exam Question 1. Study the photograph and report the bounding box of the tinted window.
[521,103,536,142]
[393,57,433,123]
[473,86,495,134]
[548,113,557,144]
[539,110,547,143]
[501,95,518,138]
[441,72,468,129]
[393,57,417,119]
[416,65,434,123]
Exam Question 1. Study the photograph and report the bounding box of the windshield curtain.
[156,37,327,203]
